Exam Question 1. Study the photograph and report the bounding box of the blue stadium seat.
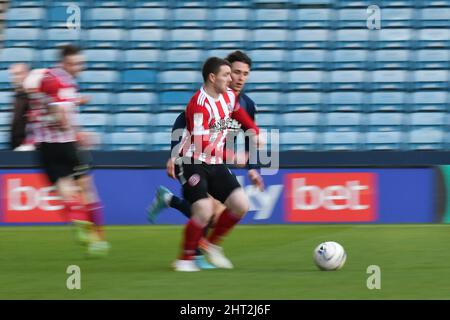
[130,8,167,28]
[295,9,331,29]
[123,50,160,69]
[408,128,445,150]
[246,92,280,112]
[322,130,360,151]
[4,28,40,48]
[128,29,164,49]
[80,92,112,112]
[171,0,208,7]
[117,92,156,112]
[77,113,109,133]
[159,91,193,111]
[379,0,413,7]
[330,70,366,90]
[415,0,450,7]
[249,50,285,70]
[331,49,367,69]
[375,28,411,49]
[153,113,181,127]
[419,8,450,27]
[367,112,404,130]
[211,29,247,49]
[212,8,249,28]
[164,49,203,70]
[251,29,287,49]
[371,70,409,91]
[410,112,446,126]
[335,0,371,8]
[370,91,405,112]
[292,0,332,4]
[253,9,290,29]
[6,8,44,28]
[46,28,81,48]
[280,130,318,151]
[85,29,123,49]
[159,71,202,91]
[365,131,404,150]
[411,91,448,111]
[121,70,157,91]
[0,48,35,68]
[382,9,414,28]
[246,71,283,91]
[109,132,147,151]
[286,92,322,112]
[334,29,370,49]
[373,50,410,69]
[169,29,205,49]
[327,91,364,112]
[213,0,251,8]
[9,0,46,7]
[0,112,11,130]
[337,9,367,28]
[415,49,450,69]
[292,30,329,49]
[40,49,58,68]
[413,70,449,90]
[148,130,172,151]
[0,92,13,111]
[0,131,9,150]
[47,5,83,28]
[172,8,208,28]
[417,29,450,49]
[291,49,327,70]
[87,8,127,28]
[256,112,280,128]
[326,112,362,129]
[85,49,120,70]
[0,70,11,90]
[282,112,319,127]
[79,71,118,91]
[131,0,169,8]
[287,71,322,91]
[114,113,151,132]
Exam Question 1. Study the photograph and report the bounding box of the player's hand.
[77,131,98,148]
[166,157,176,179]
[78,95,90,105]
[248,169,264,192]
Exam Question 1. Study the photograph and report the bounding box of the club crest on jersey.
[210,118,241,132]
[188,174,201,187]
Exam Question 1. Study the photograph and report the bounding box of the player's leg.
[146,185,192,223]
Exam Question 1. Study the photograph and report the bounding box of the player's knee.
[225,188,249,217]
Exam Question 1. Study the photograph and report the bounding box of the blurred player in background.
[170,57,262,271]
[32,44,109,257]
[146,51,264,269]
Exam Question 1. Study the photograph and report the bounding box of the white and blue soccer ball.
[313,241,347,271]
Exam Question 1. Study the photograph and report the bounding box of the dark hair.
[59,44,82,60]
[202,57,231,83]
[225,50,252,68]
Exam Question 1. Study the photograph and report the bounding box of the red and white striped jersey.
[31,68,79,144]
[181,86,259,164]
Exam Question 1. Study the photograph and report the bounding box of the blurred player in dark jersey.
[32,45,109,257]
[146,51,264,269]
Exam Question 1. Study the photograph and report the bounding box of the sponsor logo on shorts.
[188,174,201,187]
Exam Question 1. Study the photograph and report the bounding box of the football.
[313,242,347,271]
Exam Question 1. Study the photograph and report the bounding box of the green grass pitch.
[1,224,450,299]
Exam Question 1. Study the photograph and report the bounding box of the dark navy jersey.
[170,92,258,169]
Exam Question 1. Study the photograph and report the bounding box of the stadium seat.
[286,92,322,112]
[415,49,450,69]
[291,49,327,70]
[171,0,208,7]
[85,29,124,49]
[47,5,83,29]
[282,112,319,127]
[4,28,40,48]
[6,7,44,28]
[212,8,249,28]
[128,29,164,49]
[0,70,11,90]
[77,113,109,133]
[212,0,251,8]
[159,91,193,112]
[211,29,247,49]
[159,71,202,91]
[370,91,406,112]
[370,70,409,91]
[148,129,172,151]
[411,91,448,112]
[325,112,362,129]
[408,127,445,150]
[169,29,205,49]
[123,49,159,69]
[121,70,157,91]
[246,71,283,91]
[415,0,450,7]
[153,113,182,127]
[329,70,366,90]
[249,50,285,70]
[335,0,372,8]
[373,50,410,69]
[130,8,167,28]
[256,112,280,128]
[0,112,11,130]
[0,131,9,150]
[286,71,323,91]
[85,49,120,70]
[80,92,112,112]
[331,49,367,69]
[334,29,370,49]
[246,91,280,112]
[87,8,127,28]
[382,8,414,28]
[253,9,290,29]
[251,29,287,49]
[90,0,126,7]
[113,113,151,132]
[0,48,35,68]
[45,28,82,48]
[280,130,318,151]
[322,130,360,151]
[379,0,413,7]
[164,49,203,70]
[365,131,404,150]
[295,8,331,29]
[109,132,147,151]
[0,92,13,111]
[40,49,59,68]
[292,30,329,49]
[131,0,169,8]
[327,91,364,112]
[172,8,208,28]
[375,28,411,49]
[417,29,450,49]
[419,8,450,27]
[367,112,405,131]
[337,9,368,28]
[8,0,46,7]
[79,71,118,91]
[117,92,156,112]
[413,70,449,90]
[410,112,446,126]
